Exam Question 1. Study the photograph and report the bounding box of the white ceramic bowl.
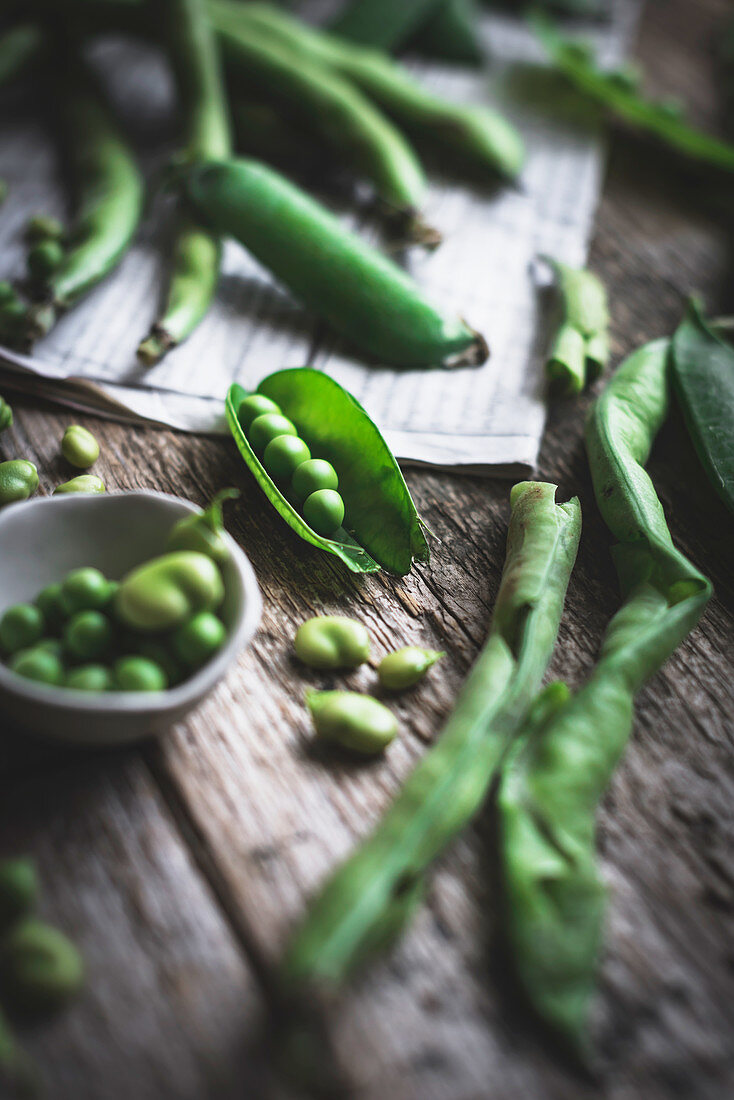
[0,491,262,746]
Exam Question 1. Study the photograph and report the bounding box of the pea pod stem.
[209,2,430,223]
[499,339,712,1052]
[27,54,144,341]
[137,0,232,365]
[216,1,524,181]
[279,481,580,993]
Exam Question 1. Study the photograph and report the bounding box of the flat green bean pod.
[279,481,580,993]
[499,338,712,1052]
[671,299,734,515]
[28,57,144,339]
[221,2,524,181]
[185,158,485,367]
[226,372,428,575]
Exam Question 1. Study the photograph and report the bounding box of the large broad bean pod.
[280,480,580,993]
[499,339,712,1052]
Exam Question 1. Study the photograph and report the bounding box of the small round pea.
[306,690,398,755]
[248,412,298,454]
[237,393,281,429]
[0,459,38,505]
[35,583,67,630]
[9,648,64,686]
[377,646,445,690]
[302,489,345,537]
[61,425,99,469]
[24,214,64,245]
[170,612,227,669]
[35,638,65,662]
[114,656,168,692]
[294,616,370,671]
[0,604,45,655]
[263,434,311,481]
[0,298,26,340]
[291,458,338,503]
[65,664,115,692]
[53,474,106,494]
[0,859,37,931]
[63,610,113,661]
[27,239,64,282]
[136,641,183,687]
[60,568,113,614]
[0,918,83,1016]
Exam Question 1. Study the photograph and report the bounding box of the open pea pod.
[225,371,429,575]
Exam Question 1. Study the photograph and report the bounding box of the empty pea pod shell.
[226,371,429,575]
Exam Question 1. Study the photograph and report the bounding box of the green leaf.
[226,371,429,575]
[671,299,734,515]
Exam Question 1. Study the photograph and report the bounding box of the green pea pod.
[226,372,428,575]
[671,299,734,515]
[531,13,734,176]
[329,0,442,50]
[280,481,580,993]
[210,4,428,218]
[222,2,524,181]
[498,338,712,1052]
[186,158,484,367]
[28,56,144,339]
[544,258,609,395]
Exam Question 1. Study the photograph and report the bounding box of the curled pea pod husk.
[498,338,712,1053]
[184,158,486,368]
[671,299,734,515]
[279,481,580,994]
[544,258,609,395]
[226,372,428,575]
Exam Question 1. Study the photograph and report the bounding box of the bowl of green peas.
[0,490,262,745]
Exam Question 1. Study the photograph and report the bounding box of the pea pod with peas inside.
[226,370,428,575]
[184,158,486,368]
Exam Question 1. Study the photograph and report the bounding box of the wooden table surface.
[1,1,733,1097]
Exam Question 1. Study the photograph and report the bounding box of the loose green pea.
[24,214,64,245]
[248,412,297,454]
[263,434,311,481]
[63,610,113,661]
[65,664,114,692]
[302,488,345,537]
[291,458,338,503]
[0,918,83,1016]
[114,656,168,692]
[115,551,224,632]
[0,460,38,506]
[377,646,445,690]
[53,474,106,495]
[0,604,44,655]
[60,568,113,615]
[166,488,239,564]
[0,394,13,432]
[294,616,370,670]
[9,648,64,686]
[0,859,37,931]
[35,638,65,662]
[306,690,398,755]
[35,583,68,630]
[170,612,227,669]
[27,239,64,282]
[237,393,281,428]
[61,425,99,469]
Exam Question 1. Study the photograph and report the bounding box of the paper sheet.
[0,0,641,475]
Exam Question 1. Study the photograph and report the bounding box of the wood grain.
[1,0,733,1097]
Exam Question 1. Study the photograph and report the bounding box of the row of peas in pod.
[0,494,235,694]
[294,615,444,755]
[237,393,345,538]
[0,405,106,504]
